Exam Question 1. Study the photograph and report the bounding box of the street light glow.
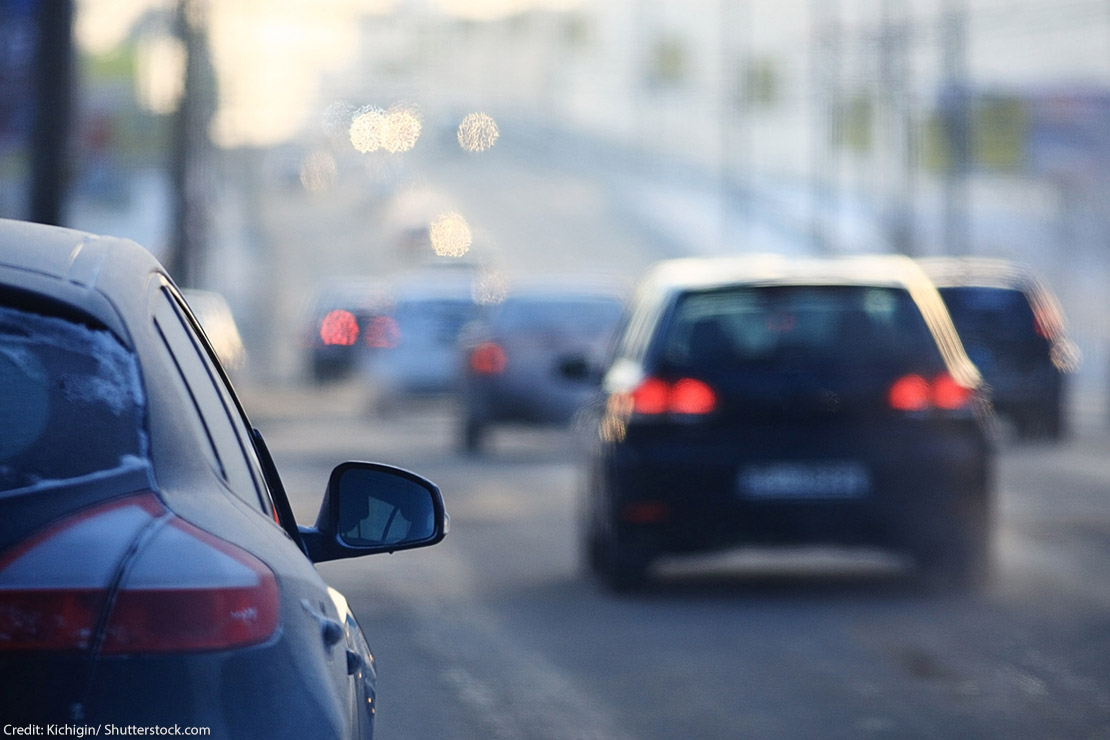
[429,211,472,257]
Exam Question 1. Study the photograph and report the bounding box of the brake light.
[888,373,972,412]
[631,377,670,414]
[0,494,280,654]
[670,378,718,414]
[631,376,718,416]
[320,309,359,346]
[931,373,973,410]
[469,342,507,375]
[365,315,400,349]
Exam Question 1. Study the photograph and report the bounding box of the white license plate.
[738,462,870,499]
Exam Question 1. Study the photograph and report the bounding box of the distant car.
[180,288,248,372]
[0,219,448,734]
[458,278,625,453]
[918,257,1079,440]
[359,270,480,411]
[301,277,390,383]
[579,254,995,592]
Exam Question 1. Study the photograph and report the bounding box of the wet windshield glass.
[0,304,147,493]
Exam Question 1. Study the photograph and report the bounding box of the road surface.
[240,381,1110,740]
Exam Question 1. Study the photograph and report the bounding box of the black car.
[458,278,625,454]
[580,254,995,591]
[918,257,1079,440]
[0,219,447,736]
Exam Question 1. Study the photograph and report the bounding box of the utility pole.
[879,0,914,255]
[166,0,216,288]
[811,0,841,253]
[939,0,971,255]
[29,0,74,226]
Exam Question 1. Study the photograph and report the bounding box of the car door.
[151,279,373,737]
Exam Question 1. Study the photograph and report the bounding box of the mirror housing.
[301,461,448,563]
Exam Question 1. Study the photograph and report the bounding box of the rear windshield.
[0,304,147,493]
[392,298,478,344]
[937,286,1043,348]
[494,296,623,337]
[659,285,940,373]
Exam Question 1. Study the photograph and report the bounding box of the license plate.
[738,462,870,499]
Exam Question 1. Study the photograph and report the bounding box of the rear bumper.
[464,375,587,426]
[0,638,372,739]
[596,417,992,555]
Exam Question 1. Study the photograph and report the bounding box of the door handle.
[301,599,344,648]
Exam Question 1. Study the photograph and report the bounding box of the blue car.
[0,219,447,736]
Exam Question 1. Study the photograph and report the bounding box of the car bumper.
[598,417,992,555]
[0,638,374,739]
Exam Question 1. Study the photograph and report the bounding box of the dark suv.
[580,255,995,591]
[918,257,1079,440]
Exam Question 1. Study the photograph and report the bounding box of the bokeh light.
[473,270,510,304]
[349,106,386,153]
[319,309,360,346]
[457,112,500,152]
[348,104,423,154]
[429,211,472,257]
[381,106,422,153]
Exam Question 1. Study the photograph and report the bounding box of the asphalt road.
[240,380,1110,740]
[225,121,1110,739]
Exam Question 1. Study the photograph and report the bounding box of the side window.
[152,285,270,514]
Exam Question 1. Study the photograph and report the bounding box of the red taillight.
[670,378,718,415]
[101,518,279,654]
[365,315,400,349]
[619,501,671,524]
[320,309,360,347]
[888,374,931,411]
[0,494,280,654]
[631,376,718,416]
[931,373,973,410]
[631,377,671,415]
[889,373,972,412]
[469,342,507,375]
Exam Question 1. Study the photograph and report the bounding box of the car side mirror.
[301,461,449,563]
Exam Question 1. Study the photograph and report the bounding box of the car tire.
[1041,398,1066,441]
[911,495,992,593]
[460,416,487,455]
[587,520,652,593]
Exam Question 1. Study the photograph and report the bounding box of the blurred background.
[5,3,1110,738]
[3,0,1109,413]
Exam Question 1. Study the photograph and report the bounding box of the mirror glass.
[337,467,436,548]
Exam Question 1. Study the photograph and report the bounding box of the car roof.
[915,256,1039,290]
[642,253,933,292]
[0,218,163,341]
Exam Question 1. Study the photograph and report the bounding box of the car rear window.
[392,298,477,344]
[0,304,147,493]
[659,285,940,374]
[494,296,623,336]
[937,286,1043,348]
